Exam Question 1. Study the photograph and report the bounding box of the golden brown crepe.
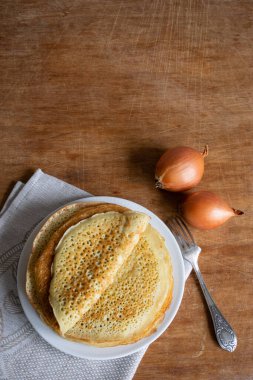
[66,224,173,346]
[49,210,150,334]
[26,202,173,346]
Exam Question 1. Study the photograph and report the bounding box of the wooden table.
[1,1,252,379]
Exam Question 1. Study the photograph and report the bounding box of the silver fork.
[167,216,237,352]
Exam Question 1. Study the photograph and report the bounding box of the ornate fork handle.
[191,260,237,352]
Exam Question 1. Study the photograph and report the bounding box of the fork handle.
[190,260,237,352]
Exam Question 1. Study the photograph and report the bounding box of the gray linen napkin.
[0,169,193,380]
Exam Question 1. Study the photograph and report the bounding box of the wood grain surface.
[0,0,253,379]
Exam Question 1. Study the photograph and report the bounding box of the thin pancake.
[49,210,150,334]
[26,202,173,345]
[26,203,149,333]
[65,224,173,346]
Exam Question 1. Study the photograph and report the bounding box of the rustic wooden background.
[0,0,252,379]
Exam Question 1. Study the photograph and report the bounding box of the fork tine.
[173,218,192,249]
[173,217,190,244]
[175,216,195,245]
[166,218,181,244]
[167,217,189,250]
[167,216,196,252]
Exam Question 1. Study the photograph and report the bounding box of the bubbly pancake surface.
[26,202,173,346]
[26,202,115,329]
[49,210,149,334]
[66,224,173,346]
[26,202,100,329]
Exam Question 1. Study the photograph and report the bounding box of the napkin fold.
[0,169,192,380]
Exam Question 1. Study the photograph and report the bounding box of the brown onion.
[155,145,208,192]
[180,191,243,230]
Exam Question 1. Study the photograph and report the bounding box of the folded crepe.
[66,223,173,346]
[26,202,173,346]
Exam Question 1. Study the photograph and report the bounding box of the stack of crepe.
[26,202,173,347]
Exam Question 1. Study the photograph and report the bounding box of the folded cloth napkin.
[0,169,193,380]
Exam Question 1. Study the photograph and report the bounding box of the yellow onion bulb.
[181,191,243,230]
[155,146,208,192]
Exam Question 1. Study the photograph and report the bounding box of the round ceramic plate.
[17,196,185,360]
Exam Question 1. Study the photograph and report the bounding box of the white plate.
[17,196,185,360]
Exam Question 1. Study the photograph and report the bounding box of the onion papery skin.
[180,191,244,230]
[155,146,208,192]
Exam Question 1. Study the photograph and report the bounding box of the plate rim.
[17,195,185,360]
